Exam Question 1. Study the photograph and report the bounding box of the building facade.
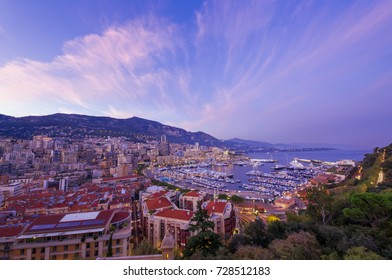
[0,209,132,260]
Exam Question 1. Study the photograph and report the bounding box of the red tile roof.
[148,190,169,199]
[0,226,24,238]
[111,196,132,205]
[184,190,202,198]
[311,174,337,185]
[69,203,91,212]
[145,197,172,211]
[111,211,131,223]
[205,201,227,215]
[154,209,194,221]
[29,202,46,209]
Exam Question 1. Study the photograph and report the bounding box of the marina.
[152,150,364,203]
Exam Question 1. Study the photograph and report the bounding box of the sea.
[210,149,371,191]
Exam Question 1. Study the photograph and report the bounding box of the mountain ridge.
[0,113,339,150]
[0,113,221,146]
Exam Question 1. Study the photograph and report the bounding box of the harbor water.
[210,149,370,191]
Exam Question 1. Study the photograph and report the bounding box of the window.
[20,249,25,255]
[41,247,45,254]
[94,242,98,248]
[94,250,98,257]
[75,244,80,250]
[32,248,36,254]
[86,243,90,249]
[64,245,68,251]
[64,254,68,260]
[52,246,57,252]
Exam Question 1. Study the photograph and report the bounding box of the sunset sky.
[1,0,391,148]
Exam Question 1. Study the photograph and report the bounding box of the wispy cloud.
[184,0,392,144]
[0,1,391,147]
[0,16,188,119]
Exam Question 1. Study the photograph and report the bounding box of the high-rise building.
[50,150,62,164]
[159,135,170,156]
[59,177,69,192]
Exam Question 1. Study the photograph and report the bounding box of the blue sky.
[0,0,391,148]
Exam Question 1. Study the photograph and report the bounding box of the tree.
[343,192,392,228]
[266,215,280,223]
[230,194,245,205]
[227,234,248,253]
[316,225,348,257]
[107,232,113,257]
[189,201,215,233]
[233,246,274,260]
[244,218,270,247]
[218,194,229,200]
[133,239,160,255]
[306,187,334,226]
[267,220,287,240]
[344,246,384,260]
[269,231,321,260]
[183,201,222,258]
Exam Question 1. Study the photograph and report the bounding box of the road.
[377,149,386,186]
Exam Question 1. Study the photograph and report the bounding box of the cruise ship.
[271,164,286,170]
[287,159,306,170]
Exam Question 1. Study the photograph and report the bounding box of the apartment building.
[140,187,235,249]
[0,209,132,260]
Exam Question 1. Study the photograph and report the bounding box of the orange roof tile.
[145,197,172,211]
[154,208,194,221]
[0,226,24,238]
[205,201,227,215]
[112,211,131,223]
[147,190,169,199]
[184,190,202,197]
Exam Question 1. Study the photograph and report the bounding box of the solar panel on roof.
[60,212,99,222]
[56,221,81,228]
[31,224,56,230]
[81,219,105,226]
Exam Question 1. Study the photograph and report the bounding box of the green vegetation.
[136,163,147,176]
[106,232,113,257]
[151,179,190,193]
[230,194,245,205]
[186,143,392,259]
[183,201,222,259]
[133,239,160,255]
[218,194,229,200]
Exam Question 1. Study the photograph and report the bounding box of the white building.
[0,182,22,199]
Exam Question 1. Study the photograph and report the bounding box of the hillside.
[0,113,221,146]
